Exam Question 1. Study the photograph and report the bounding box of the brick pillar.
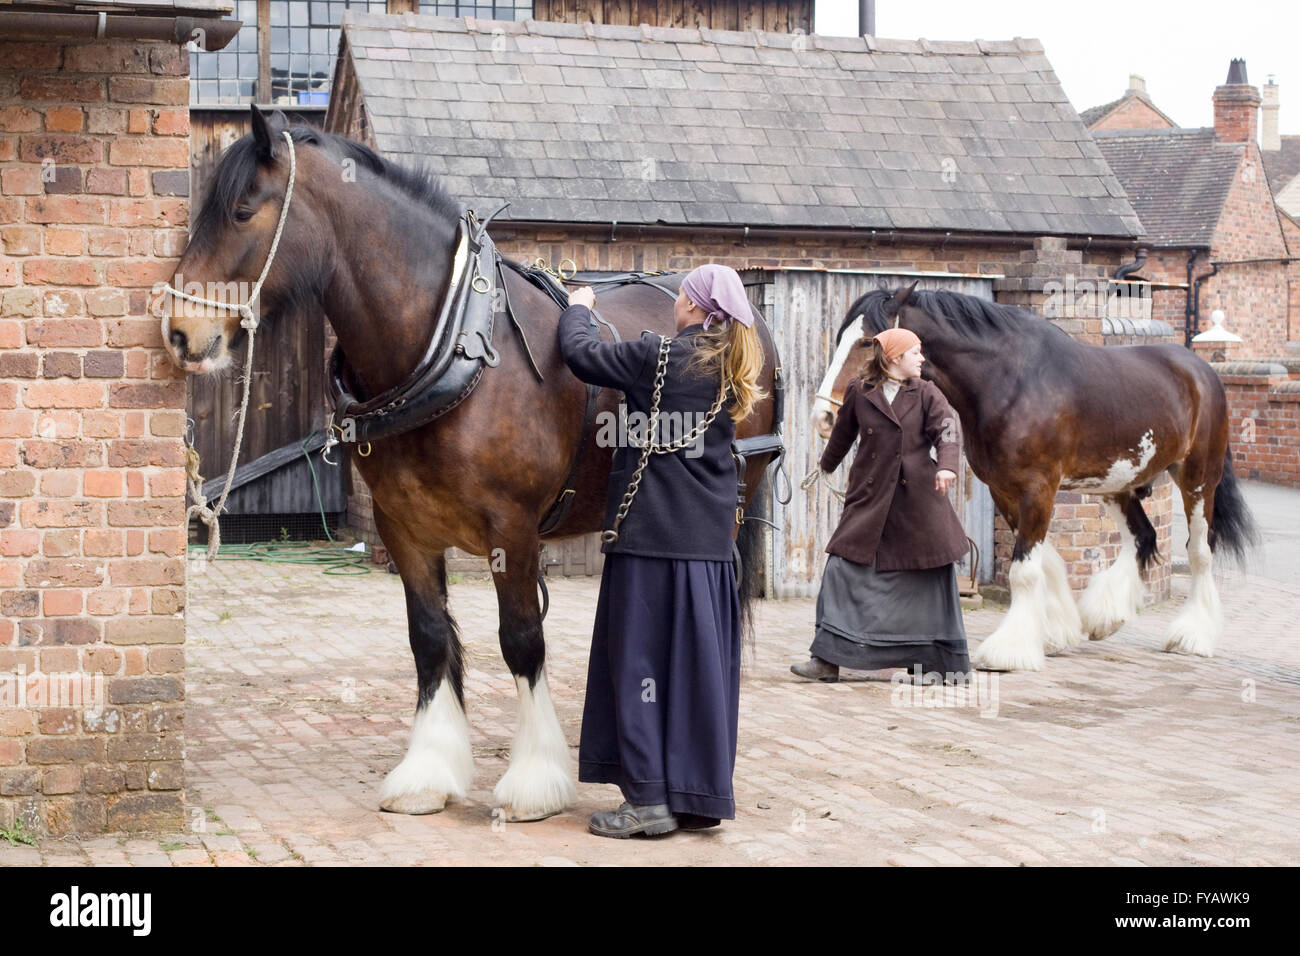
[989,237,1172,602]
[1,38,189,836]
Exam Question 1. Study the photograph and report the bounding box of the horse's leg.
[489,535,576,822]
[375,515,474,815]
[1078,491,1148,641]
[974,482,1081,670]
[1166,476,1223,657]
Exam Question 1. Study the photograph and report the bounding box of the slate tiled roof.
[332,12,1142,238]
[1262,135,1300,194]
[1093,128,1244,248]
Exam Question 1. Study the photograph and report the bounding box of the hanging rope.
[166,131,298,561]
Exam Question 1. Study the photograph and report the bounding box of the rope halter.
[158,129,298,334]
[166,129,298,562]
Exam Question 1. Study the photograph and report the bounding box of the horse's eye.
[234,207,254,223]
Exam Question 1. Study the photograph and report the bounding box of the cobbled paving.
[5,553,1299,867]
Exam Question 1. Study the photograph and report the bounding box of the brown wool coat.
[820,377,968,571]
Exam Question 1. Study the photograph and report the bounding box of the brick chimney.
[1262,75,1280,151]
[1127,73,1146,95]
[1213,58,1261,143]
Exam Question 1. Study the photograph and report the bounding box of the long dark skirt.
[578,552,741,820]
[810,554,971,678]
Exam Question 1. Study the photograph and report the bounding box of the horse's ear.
[250,105,275,161]
[883,281,918,319]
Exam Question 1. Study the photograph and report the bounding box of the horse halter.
[158,129,298,336]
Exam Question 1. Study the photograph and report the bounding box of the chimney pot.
[1214,58,1260,143]
[1262,76,1281,151]
[1127,73,1146,94]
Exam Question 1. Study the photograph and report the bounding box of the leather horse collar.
[327,209,501,445]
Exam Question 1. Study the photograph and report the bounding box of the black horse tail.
[1209,447,1260,565]
[735,494,767,657]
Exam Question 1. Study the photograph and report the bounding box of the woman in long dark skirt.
[792,328,973,684]
[558,265,766,838]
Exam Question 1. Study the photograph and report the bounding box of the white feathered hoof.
[1164,612,1218,658]
[378,685,474,815]
[1039,543,1086,655]
[379,787,449,816]
[1078,581,1139,642]
[972,625,1045,672]
[493,672,577,822]
[494,762,576,823]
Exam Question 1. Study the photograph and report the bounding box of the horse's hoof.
[501,806,561,823]
[379,791,449,815]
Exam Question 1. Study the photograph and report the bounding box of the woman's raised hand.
[568,286,596,310]
[935,469,957,495]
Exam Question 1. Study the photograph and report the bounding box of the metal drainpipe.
[0,12,241,50]
[1189,259,1220,349]
[1113,247,1147,280]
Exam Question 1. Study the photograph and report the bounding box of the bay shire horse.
[813,285,1257,671]
[161,109,780,819]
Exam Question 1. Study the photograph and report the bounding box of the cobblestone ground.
[5,545,1299,867]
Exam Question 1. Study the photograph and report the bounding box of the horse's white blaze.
[811,315,863,424]
[493,670,576,821]
[1166,499,1222,657]
[379,682,474,814]
[973,542,1050,671]
[1040,540,1085,654]
[1060,430,1158,495]
[1079,499,1146,641]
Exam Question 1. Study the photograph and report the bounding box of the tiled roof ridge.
[340,9,1043,56]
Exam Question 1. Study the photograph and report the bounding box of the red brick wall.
[0,38,189,836]
[1219,371,1300,486]
[1090,97,1175,131]
[1122,149,1292,359]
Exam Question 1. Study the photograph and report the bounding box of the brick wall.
[1090,97,1175,131]
[1216,365,1300,486]
[0,38,188,836]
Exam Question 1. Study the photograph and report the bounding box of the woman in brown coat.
[791,327,972,683]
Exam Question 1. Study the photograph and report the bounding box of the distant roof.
[0,0,235,13]
[1080,89,1177,129]
[1262,134,1300,193]
[332,13,1142,238]
[1093,128,1244,248]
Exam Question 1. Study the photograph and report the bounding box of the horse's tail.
[1210,447,1260,565]
[736,490,767,655]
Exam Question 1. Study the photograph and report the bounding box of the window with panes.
[192,1,534,106]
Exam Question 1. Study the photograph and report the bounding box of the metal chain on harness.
[602,334,729,544]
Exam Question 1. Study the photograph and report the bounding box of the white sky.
[814,0,1300,135]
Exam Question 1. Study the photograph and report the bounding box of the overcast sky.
[815,0,1300,136]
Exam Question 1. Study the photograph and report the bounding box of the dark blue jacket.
[558,304,738,561]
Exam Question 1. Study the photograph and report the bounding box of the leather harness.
[325,208,789,540]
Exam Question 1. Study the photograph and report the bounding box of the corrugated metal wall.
[744,269,997,598]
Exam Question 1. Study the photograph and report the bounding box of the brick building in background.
[1082,74,1177,132]
[1090,59,1298,358]
[0,0,237,837]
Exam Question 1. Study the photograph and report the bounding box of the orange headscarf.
[873,328,921,363]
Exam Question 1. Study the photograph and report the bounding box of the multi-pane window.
[190,0,259,105]
[191,0,422,106]
[427,2,531,16]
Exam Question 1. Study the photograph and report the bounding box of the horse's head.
[158,107,334,374]
[811,283,917,438]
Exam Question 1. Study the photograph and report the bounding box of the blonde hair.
[684,320,768,423]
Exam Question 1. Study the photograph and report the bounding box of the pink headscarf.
[680,265,757,330]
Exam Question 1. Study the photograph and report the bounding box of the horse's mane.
[838,287,1056,345]
[190,123,463,253]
